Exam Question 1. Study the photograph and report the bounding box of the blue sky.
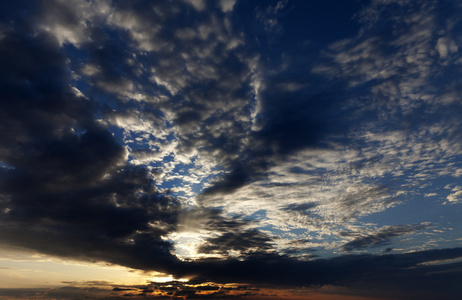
[0,0,461,299]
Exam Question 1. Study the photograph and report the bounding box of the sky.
[0,0,462,299]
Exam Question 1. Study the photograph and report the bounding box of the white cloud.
[182,0,206,11]
[446,190,462,204]
[436,37,458,58]
[40,0,112,47]
[218,0,236,13]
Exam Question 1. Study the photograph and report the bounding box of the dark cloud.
[61,245,462,299]
[199,48,350,199]
[199,91,341,198]
[178,207,276,258]
[0,2,181,273]
[180,247,462,300]
[341,224,430,252]
[254,89,338,154]
[2,248,462,299]
[112,287,135,291]
[197,229,274,256]
[283,202,318,213]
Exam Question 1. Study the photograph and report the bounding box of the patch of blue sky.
[158,151,175,164]
[258,224,287,237]
[140,153,222,200]
[357,193,462,239]
[185,171,227,198]
[278,0,364,45]
[257,223,320,246]
[124,137,151,150]
[373,231,459,254]
[170,161,196,175]
[0,162,15,170]
[61,43,88,74]
[157,162,196,194]
[108,124,128,144]
[286,227,315,237]
[61,44,123,125]
[242,209,267,222]
[188,183,205,198]
[158,177,184,191]
[62,44,112,104]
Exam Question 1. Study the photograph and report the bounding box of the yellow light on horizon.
[148,274,189,283]
[0,245,169,289]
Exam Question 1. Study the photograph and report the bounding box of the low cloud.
[341,224,430,252]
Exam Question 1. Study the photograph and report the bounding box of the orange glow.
[106,282,393,300]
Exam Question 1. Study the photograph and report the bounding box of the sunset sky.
[1,0,462,299]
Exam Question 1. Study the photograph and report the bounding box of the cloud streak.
[341,224,430,251]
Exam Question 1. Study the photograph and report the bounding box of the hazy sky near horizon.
[0,0,462,299]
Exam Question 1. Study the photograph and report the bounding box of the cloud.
[256,0,289,33]
[197,228,275,257]
[38,0,111,47]
[341,224,430,251]
[436,36,459,58]
[1,248,462,299]
[283,202,318,214]
[178,247,462,300]
[218,0,236,13]
[189,0,462,264]
[446,186,462,204]
[198,71,344,199]
[182,0,206,12]
[0,1,182,273]
[0,1,462,299]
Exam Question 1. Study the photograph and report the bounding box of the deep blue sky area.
[280,0,364,43]
[0,0,462,299]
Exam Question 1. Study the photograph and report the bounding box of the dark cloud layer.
[179,248,462,300]
[1,247,460,299]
